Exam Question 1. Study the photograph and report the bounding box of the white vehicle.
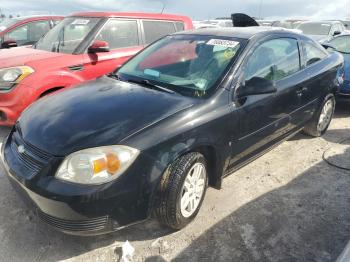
[297,21,346,43]
[193,19,233,29]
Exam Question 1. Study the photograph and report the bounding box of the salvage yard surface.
[1,106,350,262]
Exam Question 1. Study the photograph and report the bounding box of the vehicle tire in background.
[154,152,208,230]
[303,94,335,137]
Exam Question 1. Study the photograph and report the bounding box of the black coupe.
[1,27,343,235]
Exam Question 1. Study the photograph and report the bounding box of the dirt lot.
[1,106,350,262]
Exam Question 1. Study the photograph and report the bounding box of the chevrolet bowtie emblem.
[18,145,25,154]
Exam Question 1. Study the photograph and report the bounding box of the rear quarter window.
[142,20,176,44]
[303,41,328,67]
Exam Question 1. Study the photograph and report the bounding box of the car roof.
[70,12,190,21]
[177,26,296,40]
[11,15,64,21]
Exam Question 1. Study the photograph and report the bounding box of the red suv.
[0,15,64,48]
[0,12,193,125]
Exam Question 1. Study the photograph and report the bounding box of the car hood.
[0,46,65,68]
[18,77,195,156]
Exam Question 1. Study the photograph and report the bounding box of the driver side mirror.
[88,40,110,53]
[1,39,17,49]
[236,76,277,98]
[333,31,341,36]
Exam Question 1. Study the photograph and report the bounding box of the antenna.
[161,2,166,14]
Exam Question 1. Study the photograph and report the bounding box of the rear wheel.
[303,94,335,137]
[154,152,208,230]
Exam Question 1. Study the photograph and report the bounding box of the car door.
[80,18,144,80]
[4,20,50,46]
[228,36,303,169]
[296,39,331,123]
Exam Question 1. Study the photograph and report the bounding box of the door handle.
[296,87,308,96]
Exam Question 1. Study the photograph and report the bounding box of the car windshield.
[117,34,243,98]
[0,19,19,32]
[297,22,331,35]
[329,36,350,54]
[34,17,100,54]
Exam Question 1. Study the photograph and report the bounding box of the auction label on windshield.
[72,19,90,25]
[207,39,239,48]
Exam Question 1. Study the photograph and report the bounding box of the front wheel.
[154,152,208,230]
[303,94,335,137]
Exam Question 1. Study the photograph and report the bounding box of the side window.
[143,20,176,44]
[96,19,139,49]
[304,42,327,66]
[245,38,301,83]
[5,20,50,45]
[28,21,51,42]
[175,22,185,31]
[4,24,28,45]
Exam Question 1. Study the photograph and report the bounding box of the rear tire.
[303,94,335,137]
[154,152,208,230]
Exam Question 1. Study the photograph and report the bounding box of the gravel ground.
[0,106,350,262]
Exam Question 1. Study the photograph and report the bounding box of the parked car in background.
[326,34,350,101]
[255,19,302,34]
[207,19,233,27]
[193,21,219,29]
[0,15,63,48]
[0,12,193,125]
[256,20,278,26]
[1,27,343,235]
[297,21,346,42]
[193,19,232,29]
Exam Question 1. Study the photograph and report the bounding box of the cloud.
[0,0,350,20]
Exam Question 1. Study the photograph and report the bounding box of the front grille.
[38,211,109,232]
[7,126,52,177]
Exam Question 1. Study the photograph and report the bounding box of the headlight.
[55,146,140,185]
[0,66,34,91]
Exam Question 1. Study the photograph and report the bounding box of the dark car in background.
[297,21,346,42]
[1,27,343,235]
[0,15,63,48]
[326,34,350,100]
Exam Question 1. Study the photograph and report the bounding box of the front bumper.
[0,83,33,126]
[1,130,158,236]
[5,169,118,236]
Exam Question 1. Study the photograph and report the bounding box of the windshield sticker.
[144,69,160,78]
[207,39,239,48]
[71,19,90,25]
[321,24,331,27]
[224,48,236,59]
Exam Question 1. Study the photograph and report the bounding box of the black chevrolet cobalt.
[1,27,343,235]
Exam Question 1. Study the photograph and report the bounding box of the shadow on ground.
[170,148,350,262]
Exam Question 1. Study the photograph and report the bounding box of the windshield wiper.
[127,79,177,95]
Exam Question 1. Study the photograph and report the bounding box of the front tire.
[303,94,335,137]
[154,152,208,230]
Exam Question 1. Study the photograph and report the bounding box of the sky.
[1,0,350,20]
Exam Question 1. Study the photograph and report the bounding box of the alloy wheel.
[180,163,206,218]
[318,99,334,132]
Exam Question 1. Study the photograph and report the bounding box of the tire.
[303,94,335,137]
[154,152,208,230]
